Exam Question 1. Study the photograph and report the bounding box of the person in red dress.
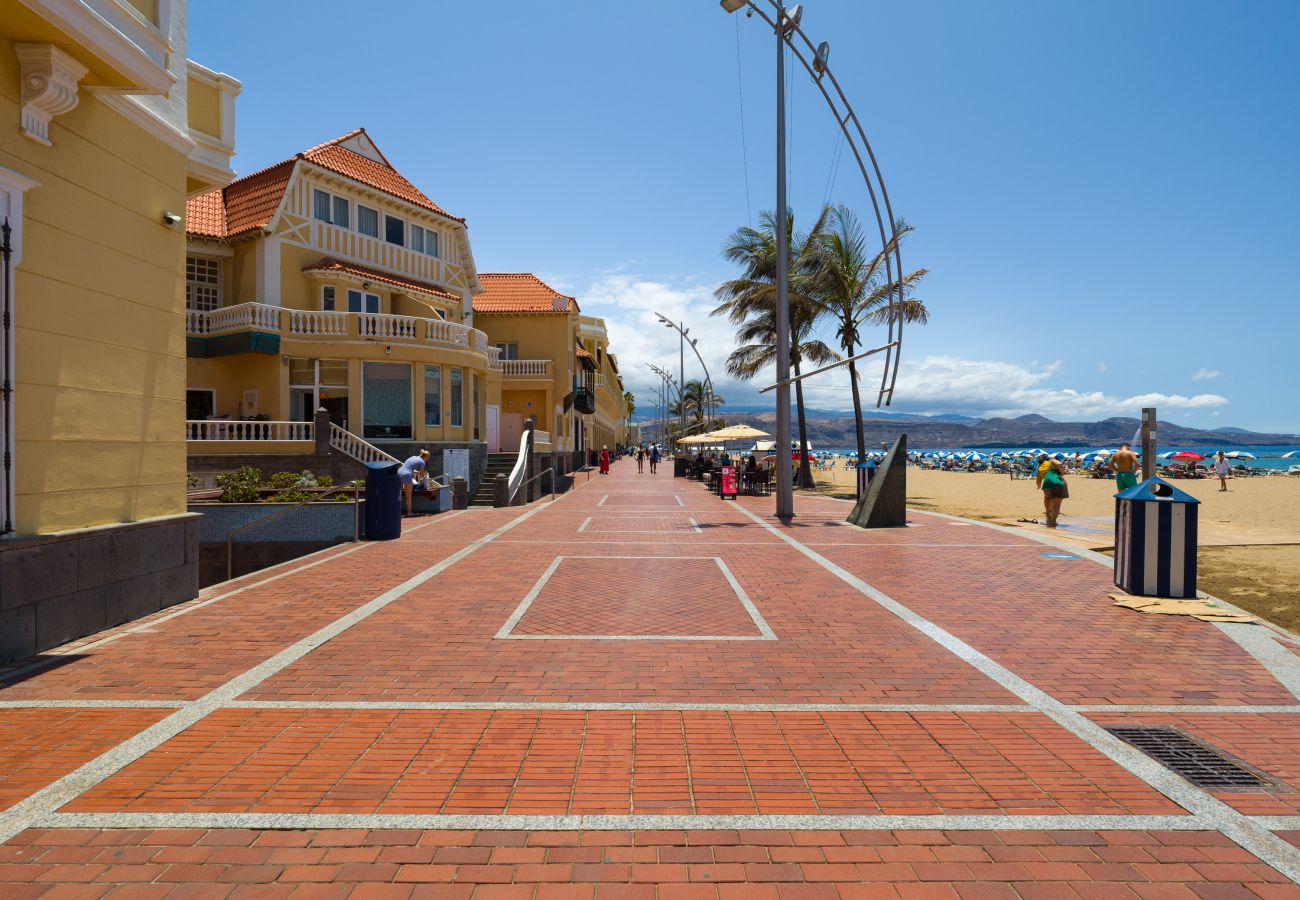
[599,445,610,475]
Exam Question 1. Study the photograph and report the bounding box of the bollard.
[493,473,509,508]
[451,475,468,510]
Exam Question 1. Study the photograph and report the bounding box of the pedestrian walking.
[1109,442,1140,492]
[599,445,610,475]
[636,444,646,474]
[1213,450,1231,491]
[398,449,430,517]
[1038,457,1069,528]
[649,444,660,474]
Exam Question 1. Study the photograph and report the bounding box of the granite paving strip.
[732,495,1300,882]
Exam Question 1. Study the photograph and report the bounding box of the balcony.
[186,302,491,361]
[500,359,551,378]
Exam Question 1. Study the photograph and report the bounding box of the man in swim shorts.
[1109,442,1139,492]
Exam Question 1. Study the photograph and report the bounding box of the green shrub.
[268,487,313,504]
[216,467,263,503]
[316,474,334,488]
[268,471,301,489]
[295,469,318,488]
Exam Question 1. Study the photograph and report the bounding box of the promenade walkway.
[2,460,1299,897]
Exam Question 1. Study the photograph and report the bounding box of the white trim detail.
[15,44,89,146]
[15,0,174,94]
[0,165,38,535]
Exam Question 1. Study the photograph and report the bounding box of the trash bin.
[1114,477,1199,598]
[673,456,689,478]
[363,460,402,540]
[856,460,878,500]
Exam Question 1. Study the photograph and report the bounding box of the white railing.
[186,420,314,441]
[187,302,280,335]
[329,423,400,464]
[487,346,503,369]
[427,317,471,347]
[506,428,531,504]
[533,430,552,447]
[471,330,488,353]
[289,309,348,337]
[501,359,551,377]
[359,312,421,340]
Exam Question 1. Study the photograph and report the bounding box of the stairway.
[470,453,519,506]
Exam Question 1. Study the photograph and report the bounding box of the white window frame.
[312,188,331,222]
[357,204,379,237]
[449,367,463,428]
[347,289,380,313]
[426,229,439,258]
[424,364,442,427]
[331,194,349,229]
[495,342,519,360]
[185,255,222,312]
[410,223,425,253]
[321,285,336,311]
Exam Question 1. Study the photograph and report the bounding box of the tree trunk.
[847,351,866,463]
[793,358,814,489]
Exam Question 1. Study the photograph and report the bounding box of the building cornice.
[95,92,196,154]
[17,0,174,95]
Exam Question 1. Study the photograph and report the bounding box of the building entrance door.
[501,413,524,452]
[290,388,314,423]
[486,405,500,452]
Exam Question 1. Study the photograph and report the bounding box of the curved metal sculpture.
[728,1,904,407]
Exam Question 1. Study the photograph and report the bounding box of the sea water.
[817,446,1300,470]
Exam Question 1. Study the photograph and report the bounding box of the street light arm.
[727,0,905,408]
[653,312,718,414]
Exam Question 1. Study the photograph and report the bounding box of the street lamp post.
[655,312,720,434]
[721,0,906,522]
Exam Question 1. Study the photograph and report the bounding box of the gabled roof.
[186,128,463,240]
[303,258,459,302]
[473,273,578,315]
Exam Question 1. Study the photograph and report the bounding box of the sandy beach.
[811,463,1300,633]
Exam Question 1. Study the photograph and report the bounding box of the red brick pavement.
[0,828,1294,897]
[64,709,1180,816]
[1,464,1297,893]
[0,709,170,811]
[758,494,1294,707]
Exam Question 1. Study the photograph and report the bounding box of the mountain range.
[640,409,1299,449]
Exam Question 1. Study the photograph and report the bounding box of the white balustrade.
[358,312,421,340]
[533,430,553,447]
[487,346,503,368]
[289,309,348,337]
[187,302,281,335]
[186,420,313,441]
[427,318,471,347]
[501,359,551,378]
[329,423,400,464]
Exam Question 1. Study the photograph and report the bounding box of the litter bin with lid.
[363,460,402,540]
[673,456,690,478]
[1114,477,1199,598]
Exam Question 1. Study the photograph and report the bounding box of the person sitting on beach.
[1109,443,1139,491]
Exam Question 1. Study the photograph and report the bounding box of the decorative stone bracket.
[15,44,88,147]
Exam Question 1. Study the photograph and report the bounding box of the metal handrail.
[520,466,556,501]
[225,479,361,582]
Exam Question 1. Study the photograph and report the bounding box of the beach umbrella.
[968,452,987,460]
[1282,451,1300,458]
[1157,451,1177,459]
[1224,451,1256,460]
[1170,451,1205,462]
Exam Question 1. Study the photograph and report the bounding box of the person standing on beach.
[1109,442,1140,492]
[1038,458,1069,528]
[1034,455,1053,521]
[1213,450,1231,491]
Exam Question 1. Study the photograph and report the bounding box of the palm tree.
[672,379,726,430]
[714,208,839,489]
[810,205,929,463]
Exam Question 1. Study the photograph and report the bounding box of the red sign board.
[719,465,737,499]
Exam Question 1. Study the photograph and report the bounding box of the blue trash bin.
[1114,477,1199,598]
[363,460,402,540]
[856,460,878,500]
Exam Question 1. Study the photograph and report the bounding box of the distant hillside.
[638,411,1298,449]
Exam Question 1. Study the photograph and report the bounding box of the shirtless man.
[1109,442,1140,492]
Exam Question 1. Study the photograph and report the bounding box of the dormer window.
[411,225,439,258]
[358,205,379,237]
[313,189,350,228]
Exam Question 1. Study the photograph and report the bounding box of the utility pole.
[1141,407,1157,481]
[772,1,793,520]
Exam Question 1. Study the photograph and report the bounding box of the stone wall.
[0,514,199,663]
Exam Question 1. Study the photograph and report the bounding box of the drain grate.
[1106,726,1280,790]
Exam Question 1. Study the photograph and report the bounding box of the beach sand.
[810,464,1300,634]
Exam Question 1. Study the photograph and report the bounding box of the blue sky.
[189,1,1299,433]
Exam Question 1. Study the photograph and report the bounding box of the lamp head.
[720,0,746,11]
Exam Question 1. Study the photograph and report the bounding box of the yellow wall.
[124,0,161,26]
[501,389,549,430]
[476,311,577,446]
[1,36,190,533]
[188,353,281,419]
[187,77,221,138]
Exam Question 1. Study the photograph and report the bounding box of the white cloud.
[573,269,1230,423]
[1191,367,1221,381]
[1097,362,1109,372]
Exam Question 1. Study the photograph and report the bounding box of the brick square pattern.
[507,557,765,639]
[65,709,1181,816]
[1,828,1294,896]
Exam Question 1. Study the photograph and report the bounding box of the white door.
[501,413,524,452]
[486,405,500,452]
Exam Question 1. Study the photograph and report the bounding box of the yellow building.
[472,275,628,463]
[1,0,239,660]
[183,129,501,467]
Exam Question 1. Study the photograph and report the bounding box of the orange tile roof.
[473,273,578,315]
[303,258,459,302]
[575,347,593,358]
[186,128,462,240]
